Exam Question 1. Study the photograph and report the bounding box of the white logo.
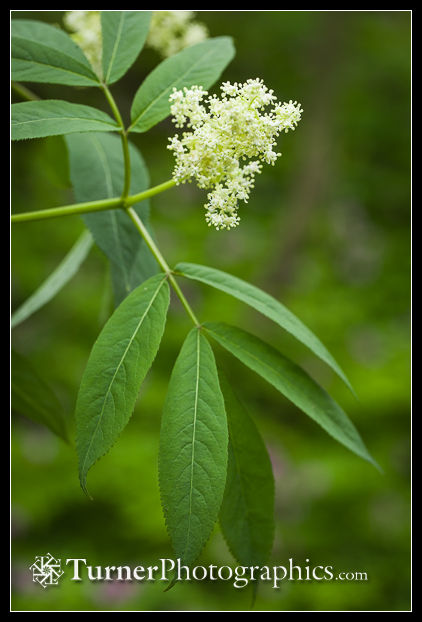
[29,553,64,588]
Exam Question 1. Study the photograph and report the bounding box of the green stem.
[89,87,199,328]
[125,207,171,273]
[12,80,198,329]
[126,207,200,327]
[167,273,201,328]
[11,81,40,102]
[126,179,176,206]
[101,83,124,129]
[11,180,176,223]
[101,83,131,198]
[11,197,124,223]
[120,132,131,199]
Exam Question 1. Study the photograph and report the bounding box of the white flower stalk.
[63,11,102,77]
[168,79,303,230]
[146,11,208,58]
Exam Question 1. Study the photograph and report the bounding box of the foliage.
[11,10,410,613]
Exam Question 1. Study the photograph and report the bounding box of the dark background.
[11,10,411,611]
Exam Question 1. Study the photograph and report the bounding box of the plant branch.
[11,196,124,223]
[11,78,197,328]
[101,84,199,328]
[125,207,200,327]
[125,179,176,206]
[101,83,131,199]
[11,180,176,223]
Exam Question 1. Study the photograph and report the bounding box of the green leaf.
[129,37,235,133]
[76,273,170,494]
[176,262,354,394]
[218,373,275,566]
[11,100,119,141]
[11,19,100,86]
[204,322,378,469]
[65,133,158,305]
[11,230,93,330]
[11,349,69,442]
[39,136,71,189]
[159,329,228,565]
[101,11,151,85]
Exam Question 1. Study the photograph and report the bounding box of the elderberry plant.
[11,11,378,574]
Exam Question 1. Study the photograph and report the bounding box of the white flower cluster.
[146,11,208,58]
[63,10,102,77]
[63,10,207,72]
[168,80,303,230]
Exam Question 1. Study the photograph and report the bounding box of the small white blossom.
[167,79,303,230]
[146,11,208,58]
[274,100,303,132]
[169,85,208,128]
[63,11,102,77]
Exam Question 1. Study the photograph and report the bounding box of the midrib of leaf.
[209,327,286,382]
[13,36,98,82]
[207,327,360,449]
[79,274,167,478]
[88,135,131,291]
[12,116,117,127]
[129,46,220,131]
[104,12,124,83]
[184,329,201,561]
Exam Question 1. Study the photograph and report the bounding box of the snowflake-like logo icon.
[29,553,64,588]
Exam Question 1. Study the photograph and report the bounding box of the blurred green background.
[11,10,411,612]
